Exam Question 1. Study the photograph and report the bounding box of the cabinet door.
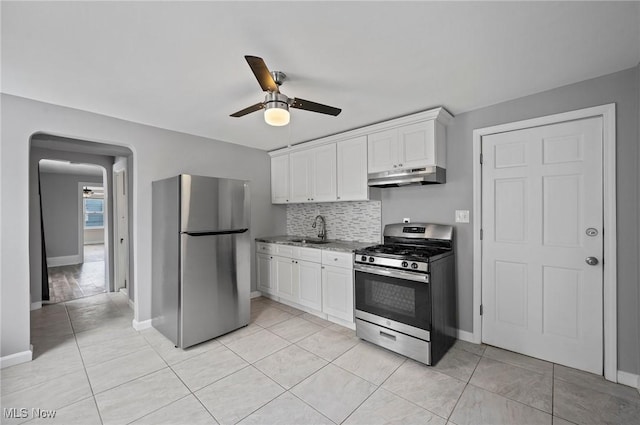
[257,253,274,294]
[311,144,337,202]
[337,136,368,201]
[398,120,436,168]
[271,155,290,204]
[322,265,354,323]
[367,128,398,173]
[289,150,313,202]
[296,260,322,311]
[274,256,296,302]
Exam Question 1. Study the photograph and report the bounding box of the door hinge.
[480,304,483,316]
[480,229,483,240]
[480,153,483,164]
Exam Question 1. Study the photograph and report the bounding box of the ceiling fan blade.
[290,98,341,116]
[230,102,264,117]
[245,55,279,93]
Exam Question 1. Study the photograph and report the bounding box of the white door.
[114,170,129,292]
[481,117,603,374]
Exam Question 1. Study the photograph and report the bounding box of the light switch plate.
[455,210,469,223]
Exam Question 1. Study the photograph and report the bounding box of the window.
[84,197,104,228]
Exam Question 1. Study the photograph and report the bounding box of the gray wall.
[1,93,287,360]
[381,66,640,374]
[40,171,103,258]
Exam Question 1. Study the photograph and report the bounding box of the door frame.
[113,167,129,294]
[472,104,617,381]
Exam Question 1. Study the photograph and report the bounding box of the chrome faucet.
[312,215,326,241]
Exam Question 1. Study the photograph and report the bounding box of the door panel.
[180,233,245,348]
[180,175,247,232]
[482,117,603,374]
[367,129,397,173]
[312,144,337,202]
[337,136,368,201]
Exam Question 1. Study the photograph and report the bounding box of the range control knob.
[411,263,419,269]
[401,261,409,268]
[360,255,367,262]
[368,257,375,263]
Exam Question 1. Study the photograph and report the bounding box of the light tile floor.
[2,294,639,424]
[46,244,106,303]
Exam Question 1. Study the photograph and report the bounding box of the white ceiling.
[2,2,639,151]
[39,159,105,176]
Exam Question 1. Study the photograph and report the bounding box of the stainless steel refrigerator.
[151,174,250,348]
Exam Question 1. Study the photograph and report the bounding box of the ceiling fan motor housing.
[265,92,290,110]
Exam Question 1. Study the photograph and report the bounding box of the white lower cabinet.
[321,264,354,323]
[296,260,322,311]
[274,256,296,302]
[256,243,354,326]
[256,253,274,295]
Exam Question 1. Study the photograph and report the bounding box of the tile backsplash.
[287,201,381,243]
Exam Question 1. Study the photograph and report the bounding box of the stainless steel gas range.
[354,223,456,365]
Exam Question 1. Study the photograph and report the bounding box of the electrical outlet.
[455,210,470,223]
[403,218,411,223]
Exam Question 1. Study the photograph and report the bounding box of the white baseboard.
[250,291,262,299]
[0,347,33,369]
[457,329,475,343]
[47,254,82,267]
[30,301,42,311]
[132,318,152,331]
[617,370,640,389]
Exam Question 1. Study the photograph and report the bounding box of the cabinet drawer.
[275,244,295,257]
[322,250,353,268]
[296,247,322,262]
[256,242,275,254]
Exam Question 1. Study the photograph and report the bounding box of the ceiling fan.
[230,55,342,126]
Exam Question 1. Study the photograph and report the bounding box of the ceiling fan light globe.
[264,105,290,126]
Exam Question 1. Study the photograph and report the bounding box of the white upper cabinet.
[337,136,369,201]
[399,120,436,168]
[269,107,451,204]
[289,144,336,203]
[312,144,337,202]
[368,119,445,174]
[367,129,399,173]
[271,155,290,204]
[289,150,313,202]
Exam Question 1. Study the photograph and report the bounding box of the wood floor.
[47,244,106,303]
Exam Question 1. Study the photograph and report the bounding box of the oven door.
[354,263,431,338]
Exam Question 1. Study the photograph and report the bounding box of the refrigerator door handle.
[181,228,248,237]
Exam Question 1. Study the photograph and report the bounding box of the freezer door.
[180,175,248,232]
[179,232,250,348]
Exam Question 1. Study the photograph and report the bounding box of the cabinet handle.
[334,258,338,261]
[393,164,397,168]
[398,163,403,167]
[337,196,341,200]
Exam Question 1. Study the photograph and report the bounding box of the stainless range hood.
[368,166,446,187]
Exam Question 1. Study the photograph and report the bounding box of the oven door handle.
[354,264,430,284]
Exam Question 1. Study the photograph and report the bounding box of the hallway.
[47,244,106,304]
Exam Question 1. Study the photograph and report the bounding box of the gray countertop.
[255,235,374,253]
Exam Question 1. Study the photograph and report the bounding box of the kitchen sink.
[290,238,330,245]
